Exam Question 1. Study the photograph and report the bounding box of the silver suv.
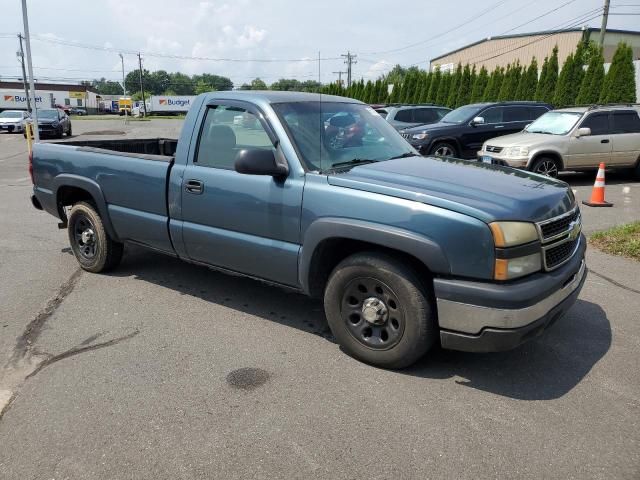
[478,105,640,177]
[377,104,451,130]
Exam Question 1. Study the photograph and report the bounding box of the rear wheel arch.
[53,175,119,240]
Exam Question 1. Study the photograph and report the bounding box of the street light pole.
[21,0,39,141]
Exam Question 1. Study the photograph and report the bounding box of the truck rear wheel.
[67,201,123,273]
[324,252,436,369]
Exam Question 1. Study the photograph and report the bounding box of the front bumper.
[476,150,528,168]
[435,235,587,352]
[0,123,22,132]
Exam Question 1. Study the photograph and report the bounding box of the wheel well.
[429,138,460,154]
[306,238,433,298]
[56,186,95,219]
[530,151,564,171]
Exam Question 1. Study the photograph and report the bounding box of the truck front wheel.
[67,201,123,273]
[324,252,436,369]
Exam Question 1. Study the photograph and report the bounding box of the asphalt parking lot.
[0,119,638,479]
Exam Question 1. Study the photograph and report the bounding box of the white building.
[0,82,100,113]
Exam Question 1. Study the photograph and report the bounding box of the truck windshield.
[38,110,58,119]
[525,111,582,135]
[272,101,417,172]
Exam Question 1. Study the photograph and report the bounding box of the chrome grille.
[544,237,580,270]
[538,209,580,242]
[536,207,582,271]
[401,133,411,140]
[485,145,503,153]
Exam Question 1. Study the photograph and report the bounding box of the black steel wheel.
[68,201,123,273]
[341,277,405,350]
[324,252,436,369]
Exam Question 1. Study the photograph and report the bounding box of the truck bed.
[50,137,178,158]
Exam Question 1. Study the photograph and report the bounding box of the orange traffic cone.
[582,162,613,207]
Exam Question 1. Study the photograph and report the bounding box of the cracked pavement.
[0,121,639,479]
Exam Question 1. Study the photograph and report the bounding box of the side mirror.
[576,127,591,137]
[471,116,485,126]
[234,148,288,177]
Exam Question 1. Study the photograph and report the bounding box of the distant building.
[0,81,99,113]
[429,27,640,72]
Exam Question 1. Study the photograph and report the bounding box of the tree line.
[90,41,636,107]
[320,41,637,107]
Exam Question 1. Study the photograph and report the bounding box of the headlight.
[505,146,529,157]
[489,221,538,247]
[412,132,428,140]
[52,121,59,127]
[494,253,542,280]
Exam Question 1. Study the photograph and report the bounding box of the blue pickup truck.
[30,91,586,368]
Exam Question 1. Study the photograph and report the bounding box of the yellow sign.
[69,91,84,99]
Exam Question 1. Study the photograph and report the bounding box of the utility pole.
[137,52,147,116]
[17,34,31,113]
[341,51,357,88]
[21,0,38,142]
[332,71,346,87]
[119,53,128,123]
[599,0,610,46]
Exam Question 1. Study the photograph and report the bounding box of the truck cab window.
[196,106,272,170]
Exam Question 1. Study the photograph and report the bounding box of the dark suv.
[400,101,552,158]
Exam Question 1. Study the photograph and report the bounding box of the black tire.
[429,141,458,158]
[67,124,72,136]
[530,156,560,178]
[324,252,436,369]
[67,201,123,273]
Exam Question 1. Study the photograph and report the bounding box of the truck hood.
[483,131,563,148]
[400,121,459,134]
[327,156,574,223]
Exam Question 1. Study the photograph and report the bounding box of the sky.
[0,0,638,88]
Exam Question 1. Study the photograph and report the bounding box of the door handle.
[185,179,204,194]
[494,125,504,129]
[601,139,610,144]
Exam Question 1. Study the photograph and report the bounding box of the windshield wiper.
[527,130,554,134]
[388,152,416,160]
[329,158,377,170]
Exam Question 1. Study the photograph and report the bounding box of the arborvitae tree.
[427,68,441,103]
[470,66,488,103]
[418,72,432,103]
[456,64,473,107]
[402,71,417,103]
[498,63,521,101]
[483,67,504,101]
[576,46,605,105]
[362,81,372,103]
[515,58,538,100]
[553,53,576,107]
[446,64,462,108]
[536,46,558,104]
[600,42,637,103]
[535,56,550,101]
[389,81,401,103]
[435,72,451,106]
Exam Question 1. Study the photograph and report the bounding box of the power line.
[500,0,579,35]
[29,35,342,63]
[359,0,511,56]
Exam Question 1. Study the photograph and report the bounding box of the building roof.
[0,81,97,93]
[431,27,640,62]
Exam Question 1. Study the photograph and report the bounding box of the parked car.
[0,110,29,133]
[400,101,552,158]
[27,108,72,138]
[380,104,451,130]
[69,108,87,116]
[30,91,586,369]
[478,105,640,178]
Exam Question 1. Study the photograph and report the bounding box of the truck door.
[179,102,303,287]
[461,106,507,157]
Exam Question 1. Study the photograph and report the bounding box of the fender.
[52,174,120,241]
[299,217,450,295]
[527,149,565,170]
